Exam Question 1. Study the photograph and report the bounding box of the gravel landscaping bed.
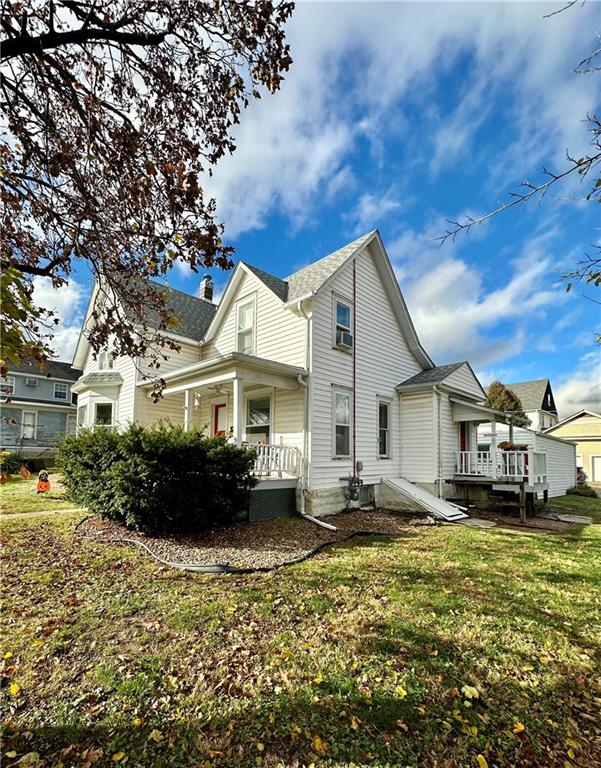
[76,508,430,570]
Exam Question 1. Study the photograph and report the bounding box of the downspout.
[297,300,336,531]
[433,385,443,498]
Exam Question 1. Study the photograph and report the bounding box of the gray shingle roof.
[396,362,465,389]
[496,379,551,411]
[286,231,376,302]
[10,358,82,381]
[143,280,217,341]
[242,263,289,302]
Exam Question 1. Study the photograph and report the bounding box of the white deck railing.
[246,443,301,478]
[456,450,547,484]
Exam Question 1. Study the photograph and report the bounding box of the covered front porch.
[450,398,548,490]
[138,352,307,482]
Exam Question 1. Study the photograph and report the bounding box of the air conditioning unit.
[336,330,353,349]
[25,378,38,387]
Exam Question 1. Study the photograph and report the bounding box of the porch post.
[508,418,514,445]
[183,389,191,432]
[232,377,243,447]
[490,417,498,479]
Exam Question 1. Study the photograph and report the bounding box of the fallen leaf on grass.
[111,752,125,762]
[461,685,480,700]
[148,729,163,743]
[476,756,489,768]
[513,722,525,734]
[8,681,20,696]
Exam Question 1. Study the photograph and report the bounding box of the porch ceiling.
[450,397,511,424]
[137,352,308,397]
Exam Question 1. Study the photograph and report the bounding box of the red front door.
[213,403,227,437]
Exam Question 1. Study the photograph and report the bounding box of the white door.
[592,456,601,482]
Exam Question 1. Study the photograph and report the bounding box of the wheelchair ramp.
[384,478,468,522]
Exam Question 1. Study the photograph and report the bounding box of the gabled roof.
[141,280,216,342]
[286,231,376,303]
[490,379,553,412]
[242,263,289,302]
[397,362,465,388]
[544,408,601,432]
[9,358,82,382]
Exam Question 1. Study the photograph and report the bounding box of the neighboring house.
[71,230,576,519]
[0,359,82,459]
[544,410,601,485]
[502,379,559,431]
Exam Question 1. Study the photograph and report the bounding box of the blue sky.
[37,1,600,418]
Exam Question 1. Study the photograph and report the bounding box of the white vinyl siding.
[201,270,306,367]
[399,391,435,483]
[444,364,485,401]
[309,248,422,489]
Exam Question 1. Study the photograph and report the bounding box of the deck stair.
[384,478,468,522]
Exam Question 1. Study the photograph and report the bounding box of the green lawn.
[542,492,601,522]
[1,513,599,767]
[0,475,79,515]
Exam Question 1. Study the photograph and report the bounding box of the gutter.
[296,299,337,532]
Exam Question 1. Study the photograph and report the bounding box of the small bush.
[0,451,28,474]
[58,423,257,533]
[566,484,598,498]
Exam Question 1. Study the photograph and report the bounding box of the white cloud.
[32,276,86,361]
[554,350,601,419]
[345,189,405,234]
[391,227,568,367]
[201,2,600,237]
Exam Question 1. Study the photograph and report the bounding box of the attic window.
[237,297,255,355]
[98,351,114,370]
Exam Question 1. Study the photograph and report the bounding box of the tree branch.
[1,26,169,60]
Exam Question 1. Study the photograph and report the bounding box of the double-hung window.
[334,299,353,349]
[333,388,352,458]
[21,411,37,440]
[54,382,68,401]
[98,351,114,370]
[1,376,15,402]
[378,399,391,458]
[245,396,271,443]
[237,298,255,355]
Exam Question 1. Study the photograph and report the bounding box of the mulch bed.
[75,508,432,570]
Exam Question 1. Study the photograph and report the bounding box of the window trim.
[244,391,272,444]
[53,382,69,401]
[1,376,15,402]
[94,401,114,427]
[332,386,352,459]
[77,404,88,430]
[332,293,353,351]
[236,294,256,356]
[377,398,392,459]
[21,410,37,440]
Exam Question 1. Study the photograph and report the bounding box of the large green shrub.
[566,483,598,498]
[58,423,257,533]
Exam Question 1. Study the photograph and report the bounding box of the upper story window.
[54,382,69,401]
[98,351,114,370]
[1,377,15,402]
[237,297,255,355]
[334,298,353,350]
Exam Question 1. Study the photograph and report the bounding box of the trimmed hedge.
[58,423,257,533]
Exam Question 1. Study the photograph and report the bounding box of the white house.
[71,231,575,520]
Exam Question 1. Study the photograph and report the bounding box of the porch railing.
[456,450,547,484]
[245,443,301,478]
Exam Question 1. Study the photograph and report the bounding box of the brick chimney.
[199,274,213,302]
